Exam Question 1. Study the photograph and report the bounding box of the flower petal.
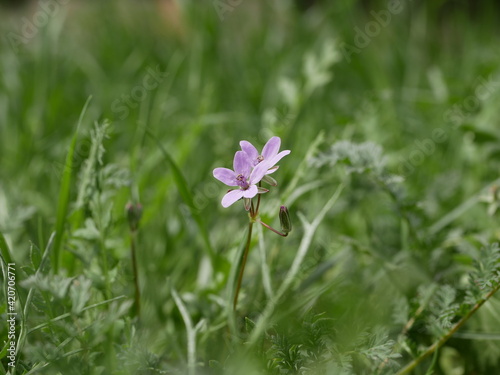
[266,165,279,175]
[221,189,244,207]
[233,151,252,176]
[242,184,258,198]
[240,140,259,163]
[262,136,281,159]
[249,160,270,184]
[213,168,238,186]
[268,150,290,167]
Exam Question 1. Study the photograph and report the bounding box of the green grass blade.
[172,288,197,375]
[0,231,13,266]
[248,183,345,346]
[281,131,325,203]
[424,347,439,375]
[428,177,500,235]
[146,130,217,265]
[52,96,92,273]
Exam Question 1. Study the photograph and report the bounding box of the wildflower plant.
[213,136,291,309]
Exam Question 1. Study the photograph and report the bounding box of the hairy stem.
[234,221,254,310]
[396,282,500,375]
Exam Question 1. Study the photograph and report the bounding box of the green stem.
[377,284,438,373]
[255,183,262,213]
[396,282,500,375]
[258,220,288,237]
[233,221,253,310]
[99,231,111,300]
[247,184,344,346]
[130,230,141,319]
[99,227,114,371]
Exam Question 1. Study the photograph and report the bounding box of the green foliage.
[74,120,114,211]
[267,333,304,373]
[426,285,460,337]
[468,243,500,293]
[1,1,500,374]
[312,140,386,175]
[52,99,90,273]
[356,327,401,366]
[265,313,400,375]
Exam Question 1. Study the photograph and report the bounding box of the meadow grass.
[1,1,500,374]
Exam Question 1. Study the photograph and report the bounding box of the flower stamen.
[236,174,249,189]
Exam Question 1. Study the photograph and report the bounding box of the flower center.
[236,174,249,189]
[257,155,264,163]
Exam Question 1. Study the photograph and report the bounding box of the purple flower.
[213,151,270,208]
[240,136,290,174]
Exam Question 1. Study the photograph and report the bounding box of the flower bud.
[279,205,292,234]
[126,202,143,231]
[243,198,252,211]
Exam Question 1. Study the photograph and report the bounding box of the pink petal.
[266,166,279,175]
[240,140,259,163]
[213,168,238,186]
[249,160,270,184]
[262,136,281,159]
[221,190,244,207]
[233,151,252,176]
[268,150,290,167]
[242,185,258,198]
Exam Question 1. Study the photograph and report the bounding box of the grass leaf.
[52,96,92,273]
[0,231,13,266]
[146,129,219,267]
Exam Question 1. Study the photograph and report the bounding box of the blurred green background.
[1,0,500,374]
